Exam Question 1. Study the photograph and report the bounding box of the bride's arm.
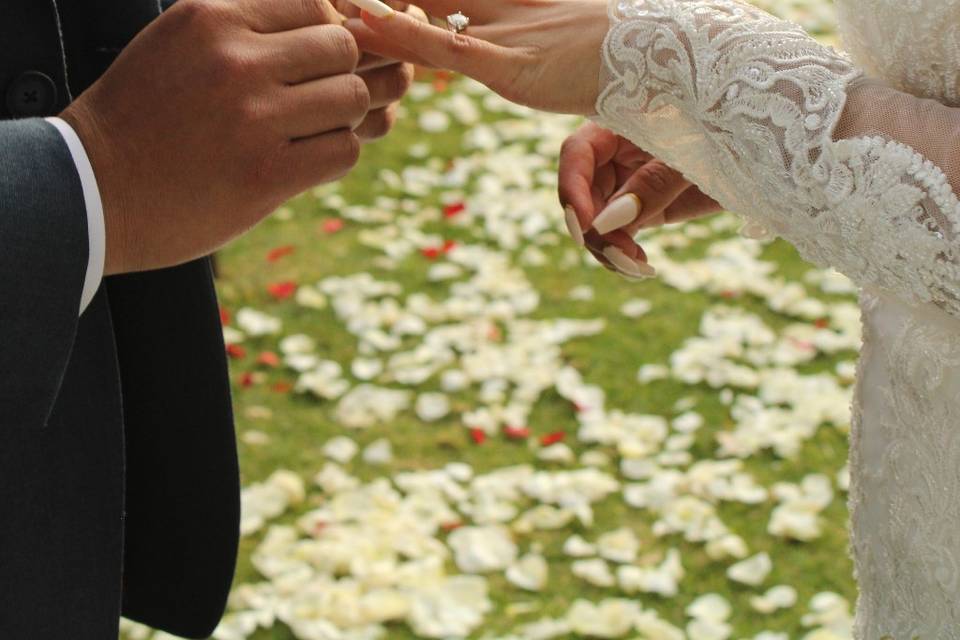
[591,0,960,316]
[350,0,960,316]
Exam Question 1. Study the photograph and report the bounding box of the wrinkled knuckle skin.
[300,0,331,23]
[641,162,678,194]
[172,0,232,29]
[389,64,414,102]
[445,33,475,58]
[328,26,360,70]
[345,74,371,116]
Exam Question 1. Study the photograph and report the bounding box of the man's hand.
[61,0,371,275]
[335,0,421,140]
[558,122,723,278]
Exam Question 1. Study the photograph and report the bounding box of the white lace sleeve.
[592,0,960,317]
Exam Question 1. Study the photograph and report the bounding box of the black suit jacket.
[0,1,239,638]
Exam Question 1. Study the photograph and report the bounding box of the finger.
[359,62,414,108]
[594,230,655,278]
[557,124,621,244]
[238,0,341,32]
[284,129,363,191]
[662,186,723,224]
[355,105,397,140]
[266,25,359,83]
[591,160,690,234]
[345,18,435,67]
[277,73,371,139]
[358,9,513,82]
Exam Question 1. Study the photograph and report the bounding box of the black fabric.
[0,118,88,427]
[0,1,239,638]
[109,261,238,638]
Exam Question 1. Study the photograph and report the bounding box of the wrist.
[60,97,131,276]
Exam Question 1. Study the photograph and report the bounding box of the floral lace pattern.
[851,289,960,638]
[593,0,960,636]
[592,0,960,318]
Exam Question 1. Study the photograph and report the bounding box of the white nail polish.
[346,0,394,18]
[603,246,654,279]
[593,194,641,235]
[564,205,585,247]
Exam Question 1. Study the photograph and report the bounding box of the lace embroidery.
[851,290,960,638]
[592,0,960,318]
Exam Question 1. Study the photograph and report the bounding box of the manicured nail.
[602,246,656,278]
[593,194,641,235]
[564,205,585,247]
[350,0,394,18]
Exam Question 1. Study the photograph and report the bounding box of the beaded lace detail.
[593,0,960,636]
[592,0,960,318]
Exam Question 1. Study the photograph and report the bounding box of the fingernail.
[739,220,771,240]
[351,0,394,18]
[564,205,585,247]
[602,246,656,279]
[593,194,641,235]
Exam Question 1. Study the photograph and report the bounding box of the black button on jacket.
[0,1,240,638]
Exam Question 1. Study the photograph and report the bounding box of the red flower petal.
[421,247,441,260]
[226,344,246,359]
[505,425,531,440]
[469,428,487,445]
[257,351,280,368]
[814,318,830,329]
[322,218,344,234]
[272,382,293,393]
[267,281,297,300]
[239,372,255,388]
[266,245,296,263]
[443,203,466,218]
[540,431,566,446]
[220,307,231,326]
[442,239,458,253]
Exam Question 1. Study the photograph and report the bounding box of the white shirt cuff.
[44,116,106,316]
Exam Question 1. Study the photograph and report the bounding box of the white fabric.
[45,116,105,315]
[592,0,960,635]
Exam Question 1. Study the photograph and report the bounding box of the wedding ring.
[446,11,470,33]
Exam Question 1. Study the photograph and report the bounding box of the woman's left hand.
[344,0,610,114]
[559,122,723,278]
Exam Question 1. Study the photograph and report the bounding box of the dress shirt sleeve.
[44,116,105,315]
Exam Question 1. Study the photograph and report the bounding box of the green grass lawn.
[123,9,862,635]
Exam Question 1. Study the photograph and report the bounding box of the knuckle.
[445,33,475,57]
[212,44,258,78]
[300,0,331,23]
[343,74,371,114]
[325,26,360,69]
[388,64,414,101]
[173,0,231,29]
[641,161,679,193]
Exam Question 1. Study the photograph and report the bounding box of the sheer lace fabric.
[592,0,960,318]
[591,0,960,636]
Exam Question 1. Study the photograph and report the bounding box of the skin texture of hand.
[344,0,610,114]
[334,0,421,139]
[61,0,409,276]
[558,122,723,277]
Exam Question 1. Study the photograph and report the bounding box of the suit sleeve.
[0,118,90,428]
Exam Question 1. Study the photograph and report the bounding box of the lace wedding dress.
[591,0,960,636]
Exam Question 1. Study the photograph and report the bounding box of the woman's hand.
[344,0,610,114]
[558,122,723,277]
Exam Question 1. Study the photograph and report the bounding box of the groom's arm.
[0,118,93,427]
